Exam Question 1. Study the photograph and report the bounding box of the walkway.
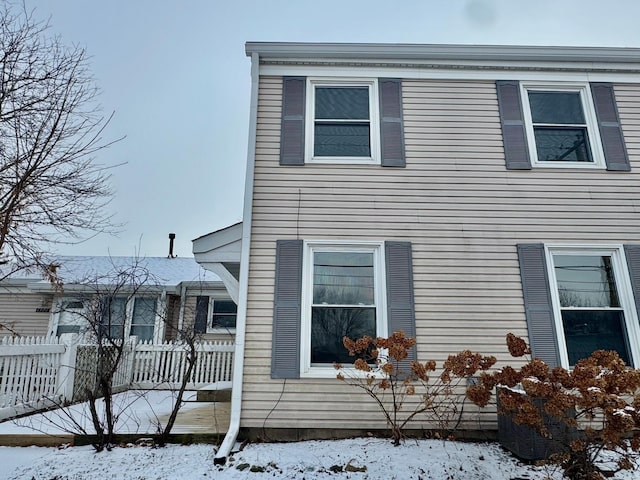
[0,391,230,446]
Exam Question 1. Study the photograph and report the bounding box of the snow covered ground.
[0,391,207,438]
[1,437,637,480]
[0,392,636,479]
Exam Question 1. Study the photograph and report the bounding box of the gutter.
[245,41,640,64]
[214,50,260,462]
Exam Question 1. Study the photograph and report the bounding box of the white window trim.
[520,82,606,169]
[305,77,381,165]
[300,240,387,378]
[544,244,640,368]
[205,297,237,334]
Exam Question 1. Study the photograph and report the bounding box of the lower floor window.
[195,296,237,334]
[302,242,386,373]
[548,247,637,366]
[130,297,157,342]
[212,300,237,329]
[100,297,127,340]
[55,295,158,342]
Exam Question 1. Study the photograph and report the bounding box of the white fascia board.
[192,222,243,254]
[258,63,640,84]
[245,42,640,65]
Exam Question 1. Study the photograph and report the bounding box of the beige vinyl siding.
[242,76,640,431]
[0,292,52,337]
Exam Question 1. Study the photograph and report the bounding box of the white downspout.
[214,50,260,462]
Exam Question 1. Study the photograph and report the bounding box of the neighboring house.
[207,42,640,451]
[0,256,236,343]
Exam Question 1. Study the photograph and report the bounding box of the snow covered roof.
[4,256,220,289]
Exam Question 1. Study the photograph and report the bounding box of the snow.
[7,256,220,286]
[0,392,637,479]
[0,439,551,480]
[1,436,637,480]
[0,391,201,436]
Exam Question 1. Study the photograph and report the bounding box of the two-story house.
[213,42,640,457]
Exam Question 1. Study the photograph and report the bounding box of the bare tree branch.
[0,2,122,280]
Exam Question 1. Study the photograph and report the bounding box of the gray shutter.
[280,77,306,166]
[271,240,303,379]
[385,241,417,372]
[517,244,560,367]
[194,296,208,334]
[496,81,532,170]
[624,245,640,321]
[379,78,406,167]
[590,83,630,171]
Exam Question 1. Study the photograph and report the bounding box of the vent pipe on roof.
[168,233,176,258]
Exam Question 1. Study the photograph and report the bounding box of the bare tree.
[77,260,154,451]
[0,2,120,279]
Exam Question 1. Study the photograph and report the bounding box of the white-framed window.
[521,83,605,168]
[52,295,161,342]
[194,296,237,334]
[130,297,157,342]
[305,78,380,165]
[99,297,128,340]
[54,299,86,336]
[300,241,387,377]
[545,245,640,367]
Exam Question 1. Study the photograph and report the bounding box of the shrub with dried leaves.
[335,331,496,445]
[467,334,640,480]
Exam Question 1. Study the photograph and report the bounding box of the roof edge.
[245,42,640,64]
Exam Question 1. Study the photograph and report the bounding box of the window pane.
[131,297,156,342]
[132,298,156,325]
[315,87,370,120]
[130,325,154,342]
[57,325,81,336]
[528,91,585,124]
[554,255,620,307]
[212,314,236,329]
[533,127,591,162]
[212,300,237,328]
[100,297,126,339]
[313,252,374,305]
[213,300,237,314]
[314,123,371,157]
[561,310,631,365]
[311,306,376,364]
[58,300,85,336]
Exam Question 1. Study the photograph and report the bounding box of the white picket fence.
[130,340,235,389]
[0,335,234,421]
[0,336,67,419]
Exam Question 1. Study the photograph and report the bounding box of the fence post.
[126,335,138,386]
[56,333,79,403]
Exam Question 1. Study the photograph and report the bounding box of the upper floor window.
[280,77,405,167]
[496,81,630,171]
[305,79,380,165]
[521,83,605,168]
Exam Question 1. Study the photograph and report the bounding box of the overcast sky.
[26,0,640,258]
